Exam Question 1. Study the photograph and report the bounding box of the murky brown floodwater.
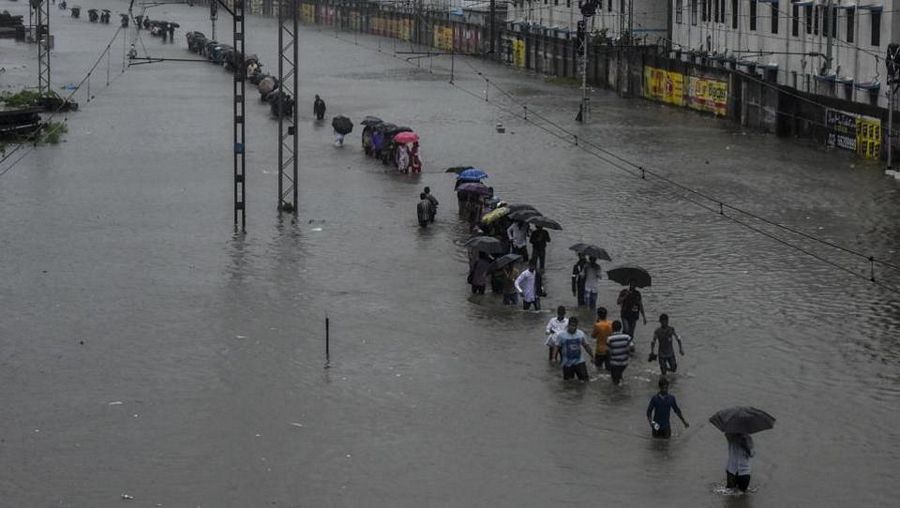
[1,1,898,506]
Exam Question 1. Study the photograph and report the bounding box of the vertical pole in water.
[450,47,454,83]
[325,317,331,368]
[888,85,894,169]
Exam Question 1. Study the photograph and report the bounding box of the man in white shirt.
[506,220,529,261]
[545,305,568,362]
[514,260,540,311]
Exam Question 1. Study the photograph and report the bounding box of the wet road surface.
[1,1,899,506]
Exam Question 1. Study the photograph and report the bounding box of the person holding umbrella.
[582,256,603,312]
[709,406,775,494]
[617,279,647,338]
[571,253,587,306]
[507,220,529,261]
[467,252,492,295]
[646,376,689,439]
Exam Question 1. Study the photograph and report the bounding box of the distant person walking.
[529,225,551,270]
[617,279,646,338]
[646,376,689,439]
[545,306,568,362]
[571,253,587,306]
[501,264,519,305]
[582,256,603,311]
[416,193,431,228]
[507,220,529,261]
[555,317,593,382]
[725,433,754,493]
[650,314,684,375]
[514,261,540,311]
[313,94,326,120]
[423,187,438,222]
[606,320,633,385]
[591,307,613,371]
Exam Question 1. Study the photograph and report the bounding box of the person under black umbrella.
[530,224,550,270]
[313,94,326,120]
[617,278,647,339]
[571,253,587,307]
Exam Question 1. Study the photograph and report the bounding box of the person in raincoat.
[313,95,326,120]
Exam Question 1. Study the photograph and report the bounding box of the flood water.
[1,1,899,506]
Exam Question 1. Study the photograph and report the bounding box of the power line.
[324,26,900,293]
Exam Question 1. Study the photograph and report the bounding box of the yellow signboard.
[433,26,453,51]
[857,116,882,160]
[301,4,315,23]
[399,19,411,41]
[512,38,525,68]
[643,66,684,106]
[687,76,728,116]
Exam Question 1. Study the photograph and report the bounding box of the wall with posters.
[687,76,728,117]
[643,66,728,116]
[644,67,684,107]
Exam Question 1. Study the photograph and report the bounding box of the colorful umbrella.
[456,168,488,180]
[393,131,419,144]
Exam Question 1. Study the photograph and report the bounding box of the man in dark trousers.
[423,187,438,223]
[646,376,689,439]
[571,253,587,306]
[313,94,326,120]
[530,225,551,270]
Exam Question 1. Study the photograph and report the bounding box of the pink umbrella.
[393,131,419,144]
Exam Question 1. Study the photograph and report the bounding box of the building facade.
[670,0,898,107]
[506,0,669,42]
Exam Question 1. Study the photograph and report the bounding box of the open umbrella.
[360,116,382,126]
[570,243,612,261]
[488,253,521,272]
[445,166,474,174]
[507,209,541,222]
[506,204,538,213]
[606,265,651,287]
[480,207,510,224]
[709,407,776,435]
[457,168,488,181]
[332,115,353,135]
[527,216,563,230]
[393,131,419,144]
[457,182,491,195]
[463,236,506,254]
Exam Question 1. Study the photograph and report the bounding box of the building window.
[771,4,778,34]
[702,0,708,22]
[831,6,837,36]
[731,0,738,29]
[713,0,719,23]
[554,0,559,5]
[871,10,881,46]
[805,6,812,34]
[792,4,799,36]
[691,0,698,25]
[567,0,572,7]
[813,6,819,35]
[720,0,726,23]
[749,0,756,31]
[847,8,854,43]
[676,0,683,24]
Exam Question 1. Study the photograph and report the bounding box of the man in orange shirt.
[591,307,613,371]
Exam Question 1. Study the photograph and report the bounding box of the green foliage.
[41,122,67,144]
[0,89,61,108]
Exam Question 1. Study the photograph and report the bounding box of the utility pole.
[277,0,300,214]
[886,43,900,169]
[576,1,598,123]
[489,0,495,55]
[35,0,51,95]
[210,0,217,41]
[825,0,833,72]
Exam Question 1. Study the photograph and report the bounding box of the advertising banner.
[643,66,684,107]
[687,76,728,116]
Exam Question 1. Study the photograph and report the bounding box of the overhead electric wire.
[324,26,900,294]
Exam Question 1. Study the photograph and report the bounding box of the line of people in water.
[443,173,754,493]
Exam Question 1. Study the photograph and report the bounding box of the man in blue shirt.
[646,377,689,438]
[555,317,594,382]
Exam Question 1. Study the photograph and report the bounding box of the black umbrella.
[488,253,521,272]
[332,115,353,135]
[570,243,612,261]
[360,115,382,126]
[507,209,541,222]
[606,265,651,287]
[506,204,538,213]
[445,165,474,174]
[463,236,506,254]
[527,216,563,230]
[709,407,776,435]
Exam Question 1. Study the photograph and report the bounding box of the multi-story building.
[506,0,670,43]
[670,0,897,107]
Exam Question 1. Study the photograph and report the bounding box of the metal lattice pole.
[277,0,299,214]
[36,0,51,94]
[234,0,247,229]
